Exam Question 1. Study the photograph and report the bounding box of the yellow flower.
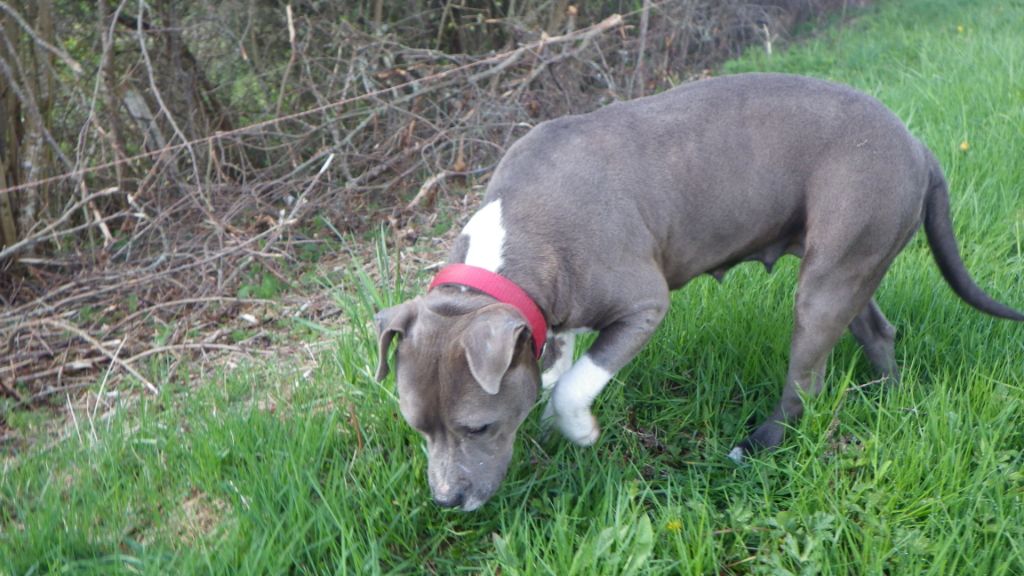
[956,24,965,34]
[666,520,683,533]
[959,140,969,152]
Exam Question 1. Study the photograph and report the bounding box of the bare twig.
[633,0,652,97]
[124,342,255,364]
[0,0,83,74]
[469,14,624,84]
[40,319,158,395]
[275,4,298,119]
[405,171,448,211]
[1,11,628,198]
[0,188,120,260]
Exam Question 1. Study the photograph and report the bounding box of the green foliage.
[3,0,1024,573]
[236,265,285,300]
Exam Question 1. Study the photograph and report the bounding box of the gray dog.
[374,73,1023,511]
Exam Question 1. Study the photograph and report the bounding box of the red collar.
[429,264,547,359]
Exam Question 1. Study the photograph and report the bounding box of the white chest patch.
[461,200,506,272]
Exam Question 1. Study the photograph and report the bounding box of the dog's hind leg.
[848,298,899,382]
[731,249,892,461]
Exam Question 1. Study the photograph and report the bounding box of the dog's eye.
[463,424,490,435]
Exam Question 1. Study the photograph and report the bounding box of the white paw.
[541,353,611,446]
[727,446,746,464]
[558,410,600,446]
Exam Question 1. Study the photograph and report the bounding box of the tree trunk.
[0,12,20,249]
[0,0,57,249]
[546,0,570,35]
[97,0,129,194]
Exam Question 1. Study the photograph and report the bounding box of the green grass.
[4,0,1024,573]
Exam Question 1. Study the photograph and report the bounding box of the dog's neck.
[430,264,547,358]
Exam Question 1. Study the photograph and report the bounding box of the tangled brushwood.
[0,1,859,419]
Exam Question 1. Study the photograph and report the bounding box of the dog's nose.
[432,489,465,509]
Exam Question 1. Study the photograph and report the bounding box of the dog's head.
[374,290,540,511]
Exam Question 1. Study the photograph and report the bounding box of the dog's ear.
[461,306,528,395]
[374,301,418,382]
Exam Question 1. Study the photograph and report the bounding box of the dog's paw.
[558,410,600,446]
[727,446,746,465]
[541,399,600,446]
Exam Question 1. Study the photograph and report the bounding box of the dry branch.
[37,318,157,394]
[0,187,120,260]
[0,0,82,74]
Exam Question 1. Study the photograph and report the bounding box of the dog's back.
[488,73,929,290]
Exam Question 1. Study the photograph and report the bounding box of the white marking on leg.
[541,333,576,390]
[461,200,505,272]
[727,446,746,464]
[546,354,613,446]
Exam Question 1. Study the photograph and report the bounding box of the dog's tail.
[923,152,1024,321]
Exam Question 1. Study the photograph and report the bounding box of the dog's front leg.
[541,333,576,390]
[543,297,668,446]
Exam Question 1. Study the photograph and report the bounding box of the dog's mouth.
[429,481,495,512]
